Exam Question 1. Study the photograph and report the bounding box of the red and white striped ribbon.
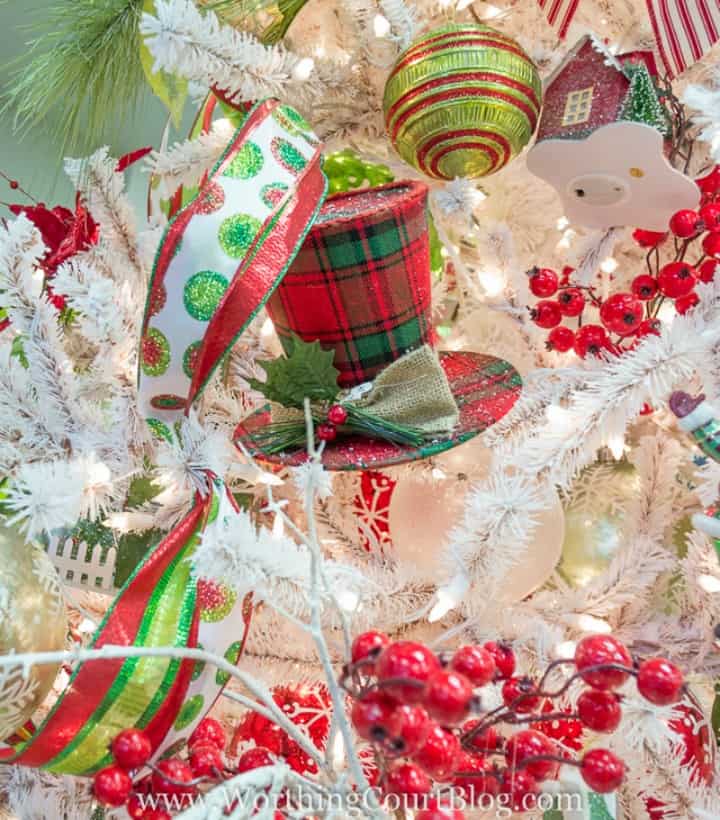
[646,0,720,77]
[536,0,581,39]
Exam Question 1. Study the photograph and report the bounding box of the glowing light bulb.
[606,434,626,460]
[556,216,569,230]
[478,268,506,297]
[576,614,612,633]
[557,229,576,250]
[600,257,618,273]
[337,587,360,612]
[554,640,577,659]
[429,574,470,622]
[482,3,502,17]
[373,14,391,36]
[261,318,275,338]
[293,58,315,81]
[657,301,676,324]
[546,404,571,425]
[698,573,720,592]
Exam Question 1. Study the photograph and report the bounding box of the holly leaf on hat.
[248,334,340,408]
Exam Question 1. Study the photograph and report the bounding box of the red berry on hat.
[384,762,432,796]
[699,259,718,283]
[575,635,632,690]
[93,765,133,807]
[463,720,502,754]
[423,669,474,725]
[505,729,559,781]
[574,325,609,358]
[669,209,701,237]
[416,799,466,820]
[384,704,431,756]
[702,231,720,258]
[658,262,697,298]
[580,749,625,793]
[577,689,622,732]
[558,287,585,317]
[700,203,720,231]
[499,769,538,812]
[151,758,195,797]
[110,728,152,770]
[189,717,226,751]
[546,325,575,353]
[631,274,658,300]
[450,645,496,687]
[412,723,461,781]
[632,228,667,248]
[189,743,223,778]
[453,752,499,803]
[351,692,397,742]
[237,747,274,772]
[501,676,541,713]
[530,300,562,329]
[351,630,390,672]
[376,641,441,703]
[327,404,348,425]
[482,641,515,679]
[317,422,337,442]
[635,318,661,338]
[637,658,684,705]
[675,291,699,315]
[528,267,559,297]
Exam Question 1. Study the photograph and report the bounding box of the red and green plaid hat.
[265,181,432,387]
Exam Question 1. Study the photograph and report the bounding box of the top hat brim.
[233,351,521,471]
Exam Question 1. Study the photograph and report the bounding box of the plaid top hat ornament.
[235,181,522,470]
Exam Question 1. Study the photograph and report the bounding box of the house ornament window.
[562,87,594,126]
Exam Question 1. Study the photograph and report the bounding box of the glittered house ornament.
[526,35,699,230]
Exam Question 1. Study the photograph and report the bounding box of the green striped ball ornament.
[383,23,542,180]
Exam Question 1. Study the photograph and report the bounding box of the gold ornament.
[0,525,66,742]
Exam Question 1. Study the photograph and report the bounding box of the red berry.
[577,690,622,732]
[482,642,515,679]
[189,717,226,751]
[700,203,720,231]
[697,166,720,195]
[462,720,502,754]
[558,287,585,317]
[376,641,440,703]
[505,729,559,781]
[423,669,474,725]
[327,404,348,425]
[412,723,461,780]
[317,422,336,442]
[351,692,397,742]
[573,324,609,358]
[110,728,152,770]
[575,635,632,690]
[632,228,667,248]
[384,762,432,797]
[141,810,171,820]
[635,318,661,338]
[151,758,195,797]
[637,658,684,705]
[631,274,658,300]
[499,769,538,812]
[501,677,541,713]
[125,794,147,820]
[547,325,575,353]
[452,752,499,804]
[531,300,562,329]
[675,291,699,315]
[669,209,701,237]
[639,402,654,415]
[658,262,697,298]
[384,704,431,757]
[93,765,133,807]
[702,232,720,258]
[8,180,19,190]
[699,258,718,283]
[599,293,644,335]
[351,630,390,672]
[528,267,559,297]
[580,749,625,793]
[237,747,274,772]
[416,798,466,820]
[189,743,223,778]
[450,645,496,686]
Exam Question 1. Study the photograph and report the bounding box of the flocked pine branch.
[0,216,46,335]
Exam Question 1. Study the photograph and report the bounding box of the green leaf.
[248,334,340,408]
[712,684,720,745]
[11,335,28,369]
[140,0,188,127]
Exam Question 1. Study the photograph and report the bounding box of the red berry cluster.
[528,166,720,359]
[343,632,685,817]
[317,404,348,443]
[92,718,227,818]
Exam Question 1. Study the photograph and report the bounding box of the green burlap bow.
[263,345,459,451]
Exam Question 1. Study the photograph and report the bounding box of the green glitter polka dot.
[192,644,206,681]
[173,695,205,730]
[159,739,187,760]
[218,213,261,259]
[215,640,244,686]
[184,271,229,321]
[271,137,307,175]
[274,105,311,136]
[198,579,238,623]
[150,394,186,411]
[223,142,264,179]
[146,418,173,443]
[141,327,171,376]
[183,341,201,379]
[260,182,289,208]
